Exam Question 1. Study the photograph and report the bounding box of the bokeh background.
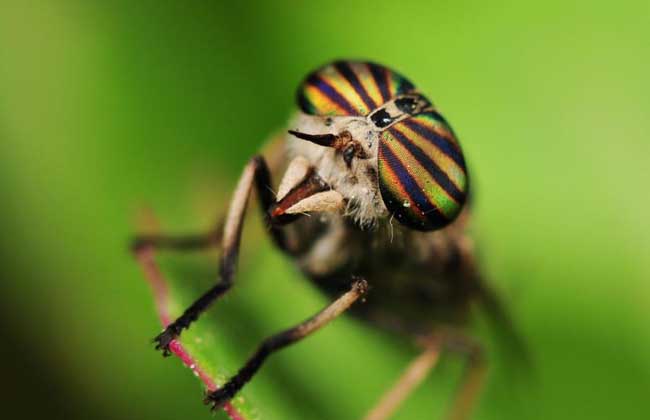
[1,1,649,419]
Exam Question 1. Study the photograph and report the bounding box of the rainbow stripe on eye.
[378,111,468,231]
[297,61,415,116]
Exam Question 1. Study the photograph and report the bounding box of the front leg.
[150,155,345,355]
[151,155,270,354]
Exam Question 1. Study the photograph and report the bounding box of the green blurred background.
[1,1,649,419]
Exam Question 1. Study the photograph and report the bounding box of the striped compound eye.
[297,60,415,116]
[378,110,468,231]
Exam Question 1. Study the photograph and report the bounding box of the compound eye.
[378,111,468,231]
[297,60,416,116]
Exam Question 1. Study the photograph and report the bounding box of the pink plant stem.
[136,247,246,420]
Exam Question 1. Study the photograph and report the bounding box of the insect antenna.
[288,130,369,165]
[287,130,338,147]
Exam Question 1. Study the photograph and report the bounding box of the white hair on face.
[285,112,389,228]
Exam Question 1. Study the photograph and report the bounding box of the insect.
[133,60,520,420]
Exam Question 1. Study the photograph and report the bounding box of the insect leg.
[444,332,487,420]
[204,277,369,410]
[363,336,442,420]
[131,133,287,254]
[132,225,223,252]
[150,155,278,356]
[363,331,485,420]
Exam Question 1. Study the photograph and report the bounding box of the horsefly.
[133,60,522,420]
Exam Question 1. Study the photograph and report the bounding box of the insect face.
[287,112,387,227]
[292,60,468,231]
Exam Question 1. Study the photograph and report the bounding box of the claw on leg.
[153,326,181,357]
[204,383,238,411]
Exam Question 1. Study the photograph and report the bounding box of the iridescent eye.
[378,111,468,231]
[296,60,415,116]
